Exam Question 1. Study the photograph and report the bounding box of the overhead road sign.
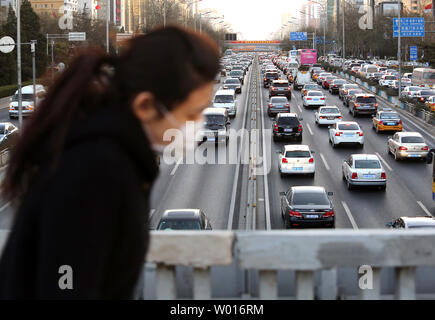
[290,32,307,41]
[68,32,86,41]
[393,18,425,37]
[410,46,417,61]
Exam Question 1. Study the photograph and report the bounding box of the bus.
[412,68,435,87]
[427,149,435,201]
[297,49,317,66]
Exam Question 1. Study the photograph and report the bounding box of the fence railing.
[2,229,435,299]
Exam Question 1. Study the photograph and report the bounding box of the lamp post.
[106,0,110,53]
[397,0,402,98]
[17,0,22,128]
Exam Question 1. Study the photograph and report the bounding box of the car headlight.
[218,130,226,135]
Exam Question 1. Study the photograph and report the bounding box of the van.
[360,64,379,78]
[213,89,237,117]
[200,107,230,145]
[9,84,46,119]
[412,68,435,87]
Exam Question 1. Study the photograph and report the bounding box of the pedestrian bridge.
[2,229,435,299]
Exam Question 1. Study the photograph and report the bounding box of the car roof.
[401,217,435,227]
[203,107,227,115]
[396,131,423,137]
[307,90,323,94]
[336,121,359,125]
[291,186,326,193]
[225,77,240,81]
[319,106,339,110]
[161,209,201,220]
[215,89,235,95]
[354,93,375,97]
[18,85,45,94]
[283,144,310,151]
[351,154,380,161]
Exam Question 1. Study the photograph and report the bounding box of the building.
[29,0,78,16]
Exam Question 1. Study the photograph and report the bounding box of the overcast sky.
[198,0,306,40]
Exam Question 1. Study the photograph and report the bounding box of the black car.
[349,94,378,117]
[264,71,279,88]
[272,113,302,142]
[329,79,347,94]
[280,186,335,228]
[156,209,212,230]
[0,122,19,153]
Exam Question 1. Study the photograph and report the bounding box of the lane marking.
[0,201,10,213]
[306,123,313,135]
[341,201,359,230]
[319,153,330,171]
[170,158,182,175]
[297,104,302,113]
[417,201,432,217]
[375,152,393,172]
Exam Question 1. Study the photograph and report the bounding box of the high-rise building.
[29,0,78,17]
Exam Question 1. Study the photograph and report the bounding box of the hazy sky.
[198,0,306,40]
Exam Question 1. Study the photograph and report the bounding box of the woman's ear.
[131,92,160,123]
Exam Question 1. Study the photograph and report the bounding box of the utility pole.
[17,0,22,128]
[342,0,345,63]
[106,0,110,53]
[398,0,402,98]
[163,0,166,27]
[31,40,36,111]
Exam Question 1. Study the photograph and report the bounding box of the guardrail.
[2,229,435,299]
[0,149,9,168]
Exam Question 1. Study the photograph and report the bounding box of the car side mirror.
[279,191,286,196]
[385,222,393,228]
[327,192,333,197]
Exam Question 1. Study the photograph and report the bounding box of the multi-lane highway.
[0,57,434,231]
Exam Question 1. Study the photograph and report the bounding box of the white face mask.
[148,103,204,159]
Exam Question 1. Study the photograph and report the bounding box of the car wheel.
[332,140,336,148]
[387,146,391,155]
[347,179,353,190]
[380,185,386,191]
[297,136,302,142]
[285,218,291,229]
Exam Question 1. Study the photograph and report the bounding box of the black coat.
[0,102,159,299]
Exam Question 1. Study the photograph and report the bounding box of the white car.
[315,106,342,125]
[278,144,315,177]
[400,86,423,99]
[329,121,364,148]
[302,90,325,108]
[379,75,397,87]
[342,154,387,191]
[388,132,429,161]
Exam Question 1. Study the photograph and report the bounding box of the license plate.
[306,215,318,219]
[386,123,395,126]
[409,154,420,157]
[284,129,292,132]
[363,105,371,108]
[363,174,376,179]
[292,167,303,171]
[344,133,354,136]
[207,137,215,142]
[313,98,319,101]
[327,117,335,120]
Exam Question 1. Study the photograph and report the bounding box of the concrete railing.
[2,229,435,299]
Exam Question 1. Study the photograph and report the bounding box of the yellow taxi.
[425,96,435,112]
[372,108,403,133]
[287,73,294,83]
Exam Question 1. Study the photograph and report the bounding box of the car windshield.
[215,95,234,103]
[204,115,225,126]
[348,90,362,95]
[157,219,202,230]
[12,93,34,101]
[423,73,435,80]
[271,98,287,104]
[292,191,329,206]
[308,92,323,96]
[225,79,239,84]
[321,108,339,114]
[338,123,359,130]
[380,113,399,119]
[401,136,424,143]
[285,151,311,158]
[344,85,358,89]
[407,225,435,229]
[354,160,381,169]
[266,73,278,78]
[273,83,289,87]
[385,76,396,80]
[305,85,318,90]
[356,96,376,103]
[420,91,435,96]
[230,71,243,76]
[277,117,298,125]
[333,80,346,84]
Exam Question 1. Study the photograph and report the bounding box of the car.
[329,121,364,148]
[372,110,402,133]
[277,144,315,177]
[229,70,244,85]
[200,107,230,145]
[386,216,435,229]
[338,84,359,100]
[413,89,435,103]
[343,88,363,107]
[213,89,237,117]
[348,93,378,117]
[387,132,428,161]
[222,78,242,94]
[367,72,384,83]
[342,154,387,191]
[156,209,212,230]
[379,74,397,87]
[301,83,321,98]
[267,96,290,117]
[280,186,335,229]
[350,66,360,73]
[0,122,19,152]
[426,96,435,112]
[400,86,423,99]
[315,106,342,125]
[321,76,337,89]
[269,80,291,99]
[302,90,325,108]
[9,84,46,119]
[264,71,280,88]
[272,113,303,142]
[316,72,332,85]
[329,79,347,94]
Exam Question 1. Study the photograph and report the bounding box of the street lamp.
[185,0,203,29]
[309,0,327,57]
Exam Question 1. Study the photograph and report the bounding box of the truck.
[293,64,312,90]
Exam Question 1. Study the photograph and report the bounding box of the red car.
[322,76,337,89]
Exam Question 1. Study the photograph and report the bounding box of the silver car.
[388,132,428,161]
[342,154,387,190]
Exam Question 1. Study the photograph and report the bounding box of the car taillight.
[308,158,314,163]
[399,146,408,150]
[422,146,429,151]
[323,210,335,217]
[269,103,273,108]
[274,124,278,131]
[398,120,402,124]
[381,172,386,179]
[286,103,290,108]
[264,78,267,81]
[358,132,363,136]
[351,172,358,179]
[320,97,325,100]
[333,85,338,87]
[374,103,378,107]
[320,116,325,119]
[282,158,288,163]
[307,98,312,100]
[335,132,342,136]
[337,116,342,119]
[272,87,276,90]
[289,210,302,217]
[298,124,302,132]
